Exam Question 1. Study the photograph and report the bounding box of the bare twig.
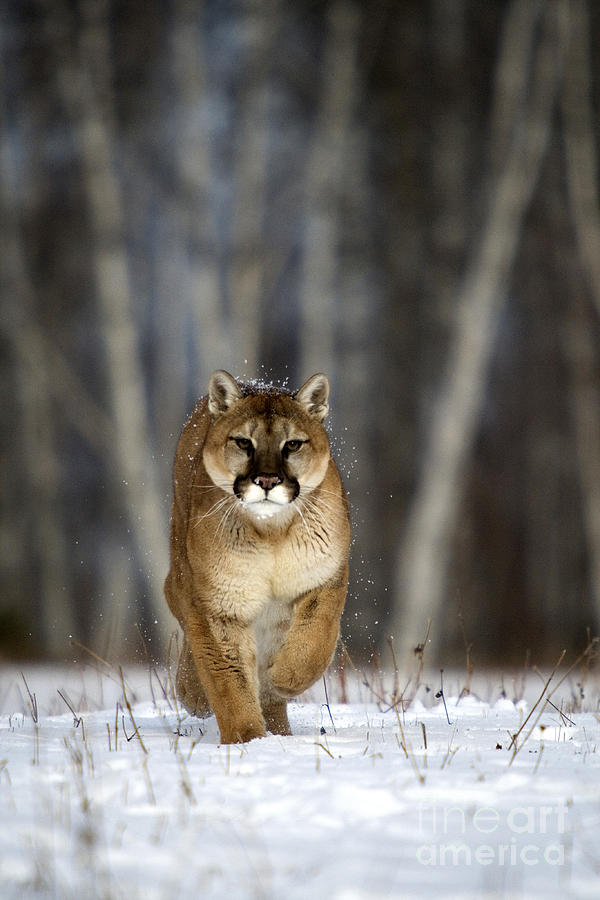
[457,608,474,697]
[547,637,598,703]
[321,676,336,734]
[119,666,147,755]
[339,639,388,709]
[21,674,38,724]
[70,639,112,670]
[545,699,575,728]
[387,635,400,701]
[436,670,452,726]
[508,649,566,763]
[314,742,335,760]
[396,619,432,710]
[57,689,83,731]
[388,690,425,784]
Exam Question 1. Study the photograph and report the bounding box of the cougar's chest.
[269,532,340,600]
[215,520,336,603]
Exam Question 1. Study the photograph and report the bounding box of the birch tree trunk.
[562,0,600,632]
[391,0,567,660]
[0,87,75,655]
[169,0,228,392]
[428,0,468,316]
[52,0,172,651]
[335,71,380,636]
[229,2,281,375]
[298,1,361,382]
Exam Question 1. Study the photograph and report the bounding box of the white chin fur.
[242,499,289,519]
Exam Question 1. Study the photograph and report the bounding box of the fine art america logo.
[416,803,569,867]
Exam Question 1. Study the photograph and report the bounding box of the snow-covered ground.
[1,662,599,899]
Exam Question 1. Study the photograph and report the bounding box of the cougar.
[164,370,350,743]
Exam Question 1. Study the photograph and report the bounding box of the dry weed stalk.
[21,673,38,723]
[457,608,474,697]
[119,666,147,754]
[393,619,432,711]
[57,689,85,741]
[508,649,566,765]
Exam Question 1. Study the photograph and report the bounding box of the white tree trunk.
[298,1,361,381]
[335,79,379,634]
[55,0,173,650]
[0,98,75,655]
[562,0,600,631]
[170,0,229,390]
[229,2,281,375]
[391,0,567,660]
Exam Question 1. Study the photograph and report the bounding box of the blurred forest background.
[2,0,600,668]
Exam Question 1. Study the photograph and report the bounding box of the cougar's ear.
[208,370,243,417]
[295,373,330,422]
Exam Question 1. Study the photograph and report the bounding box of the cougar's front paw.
[218,718,267,744]
[268,653,317,698]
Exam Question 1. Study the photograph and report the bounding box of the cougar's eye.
[285,439,304,453]
[232,437,253,453]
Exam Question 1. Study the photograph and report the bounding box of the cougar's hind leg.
[260,686,291,736]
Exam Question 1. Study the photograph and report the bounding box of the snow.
[1,664,599,898]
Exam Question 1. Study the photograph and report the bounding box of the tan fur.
[164,371,351,744]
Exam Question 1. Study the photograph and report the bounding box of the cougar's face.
[203,395,331,521]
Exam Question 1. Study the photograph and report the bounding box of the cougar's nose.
[253,474,282,492]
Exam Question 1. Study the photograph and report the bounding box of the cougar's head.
[202,370,332,521]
